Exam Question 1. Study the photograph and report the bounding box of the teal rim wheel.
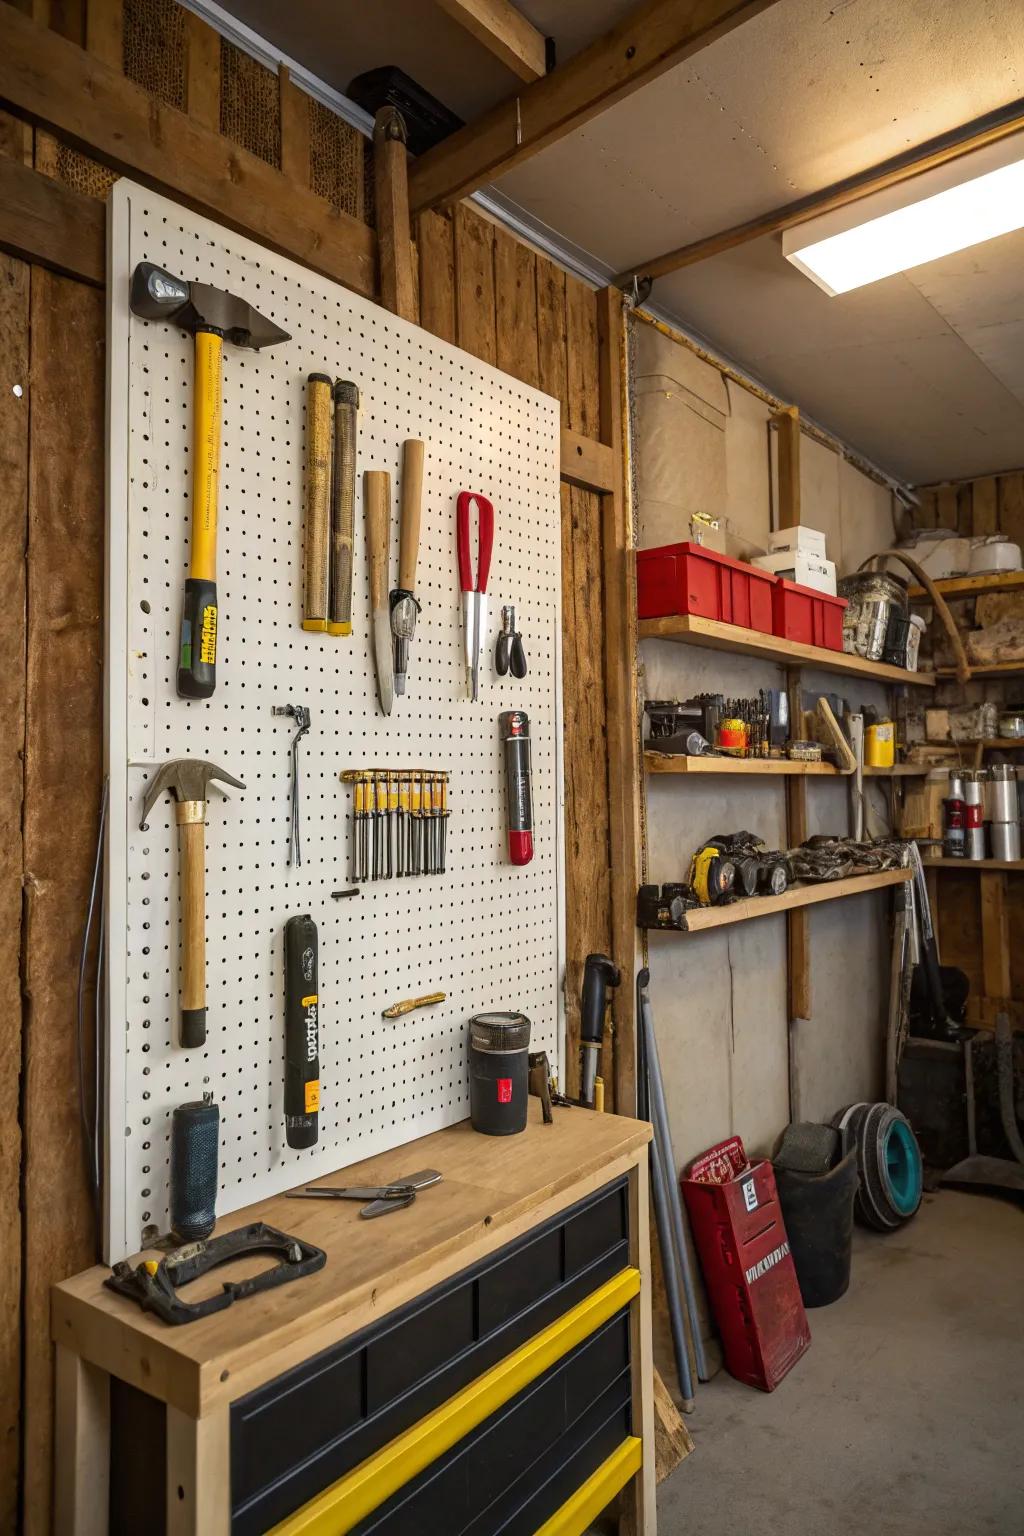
[883,1117,922,1217]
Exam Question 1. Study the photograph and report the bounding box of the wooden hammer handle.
[364,471,391,614]
[398,439,424,592]
[177,808,207,1048]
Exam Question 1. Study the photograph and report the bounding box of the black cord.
[77,775,108,1242]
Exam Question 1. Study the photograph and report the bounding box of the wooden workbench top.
[52,1105,650,1417]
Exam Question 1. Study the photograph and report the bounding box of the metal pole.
[640,980,710,1382]
[650,1123,696,1409]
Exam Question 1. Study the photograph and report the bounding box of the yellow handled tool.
[128,262,290,698]
[382,992,446,1020]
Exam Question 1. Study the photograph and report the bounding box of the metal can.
[717,717,747,756]
[990,821,1021,861]
[986,762,1017,823]
[942,796,965,858]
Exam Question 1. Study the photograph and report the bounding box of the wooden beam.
[278,66,310,189]
[0,156,104,284]
[0,6,376,299]
[374,106,417,322]
[615,98,1024,285]
[773,405,801,529]
[980,871,1011,1003]
[560,428,616,494]
[84,0,122,69]
[185,10,221,132]
[409,0,781,212]
[597,287,640,1116]
[434,0,548,82]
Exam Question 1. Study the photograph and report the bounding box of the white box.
[751,550,837,595]
[768,524,827,559]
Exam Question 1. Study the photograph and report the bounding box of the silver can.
[990,821,1021,861]
[962,770,985,808]
[966,825,987,860]
[986,763,1018,823]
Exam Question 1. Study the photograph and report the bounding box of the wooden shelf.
[645,867,912,933]
[923,858,1024,871]
[909,571,1024,600]
[644,752,928,778]
[645,751,835,776]
[936,661,1024,679]
[638,614,935,687]
[981,738,1024,750]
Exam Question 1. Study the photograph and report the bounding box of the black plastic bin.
[774,1147,858,1308]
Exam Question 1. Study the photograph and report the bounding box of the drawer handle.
[270,1266,641,1535]
[534,1437,643,1536]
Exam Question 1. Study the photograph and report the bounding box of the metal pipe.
[639,977,709,1382]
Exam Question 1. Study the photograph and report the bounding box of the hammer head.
[140,758,246,829]
[129,262,290,351]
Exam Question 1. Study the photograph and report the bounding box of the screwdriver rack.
[103,182,564,1263]
[342,769,451,881]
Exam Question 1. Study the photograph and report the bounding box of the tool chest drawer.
[230,1177,630,1534]
[353,1310,632,1536]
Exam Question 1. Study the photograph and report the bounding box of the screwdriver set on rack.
[341,769,451,882]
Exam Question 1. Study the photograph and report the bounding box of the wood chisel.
[284,914,320,1149]
[391,438,424,694]
[329,380,359,636]
[303,373,333,632]
[364,470,395,715]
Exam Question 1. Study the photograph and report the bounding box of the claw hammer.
[129,263,290,699]
[141,758,245,1048]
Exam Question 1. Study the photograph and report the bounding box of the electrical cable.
[77,775,107,1240]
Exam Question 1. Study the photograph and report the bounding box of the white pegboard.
[104,182,564,1263]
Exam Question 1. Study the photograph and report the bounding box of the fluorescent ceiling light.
[783,130,1024,296]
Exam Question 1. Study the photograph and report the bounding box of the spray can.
[501,710,534,865]
[943,769,966,858]
[963,771,986,860]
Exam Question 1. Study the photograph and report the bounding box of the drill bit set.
[342,769,450,882]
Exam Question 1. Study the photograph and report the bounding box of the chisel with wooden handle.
[364,470,394,716]
[329,381,359,636]
[391,438,424,695]
[303,373,332,632]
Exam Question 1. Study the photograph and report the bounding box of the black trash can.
[774,1147,858,1308]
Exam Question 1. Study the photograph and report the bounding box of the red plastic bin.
[682,1149,810,1393]
[636,541,775,635]
[772,578,847,652]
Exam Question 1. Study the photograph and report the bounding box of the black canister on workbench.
[469,1012,531,1135]
[169,1093,219,1242]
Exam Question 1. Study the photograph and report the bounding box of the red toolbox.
[636,542,776,634]
[682,1145,810,1392]
[772,578,847,651]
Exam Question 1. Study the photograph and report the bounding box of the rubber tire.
[875,1105,923,1220]
[856,1104,903,1231]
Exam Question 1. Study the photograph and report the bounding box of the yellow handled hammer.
[129,263,290,699]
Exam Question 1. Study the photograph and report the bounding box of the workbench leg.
[166,1405,231,1536]
[620,1156,657,1535]
[54,1345,111,1536]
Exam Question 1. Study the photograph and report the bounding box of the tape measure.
[689,844,736,905]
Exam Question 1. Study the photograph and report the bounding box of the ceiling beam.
[614,99,1024,287]
[434,0,548,82]
[409,0,782,213]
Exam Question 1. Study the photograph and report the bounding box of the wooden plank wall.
[911,469,1024,542]
[0,10,614,1529]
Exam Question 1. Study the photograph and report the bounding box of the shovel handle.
[177,807,207,1048]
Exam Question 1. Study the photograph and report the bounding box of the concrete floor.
[657,1190,1024,1535]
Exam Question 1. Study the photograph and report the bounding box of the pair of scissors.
[457,492,494,702]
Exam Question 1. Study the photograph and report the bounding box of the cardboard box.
[925,708,951,742]
[751,550,836,595]
[768,524,827,559]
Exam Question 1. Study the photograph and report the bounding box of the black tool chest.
[227,1176,632,1534]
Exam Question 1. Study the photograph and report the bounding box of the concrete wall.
[634,320,899,1164]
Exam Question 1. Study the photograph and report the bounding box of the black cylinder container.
[469,1012,531,1136]
[774,1146,858,1308]
[170,1094,220,1242]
